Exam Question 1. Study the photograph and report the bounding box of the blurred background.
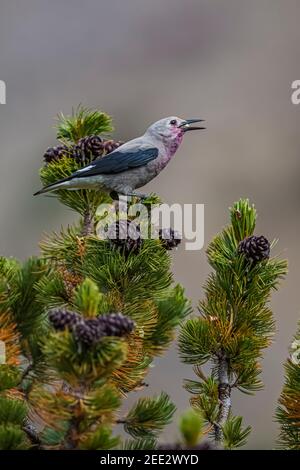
[0,0,300,449]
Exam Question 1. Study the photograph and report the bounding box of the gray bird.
[34,117,205,198]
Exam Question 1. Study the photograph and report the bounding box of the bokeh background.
[1,0,300,449]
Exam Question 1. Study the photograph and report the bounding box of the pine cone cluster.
[49,309,81,330]
[74,318,104,346]
[159,228,182,250]
[238,235,270,263]
[101,139,123,155]
[43,145,70,164]
[98,313,135,337]
[43,136,123,165]
[107,219,142,256]
[49,309,135,347]
[75,135,104,162]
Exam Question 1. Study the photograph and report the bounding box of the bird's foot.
[109,191,120,201]
[127,192,149,201]
[110,191,149,201]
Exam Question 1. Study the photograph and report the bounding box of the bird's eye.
[170,119,177,126]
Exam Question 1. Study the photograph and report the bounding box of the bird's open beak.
[179,119,206,132]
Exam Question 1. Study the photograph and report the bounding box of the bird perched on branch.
[34,117,205,198]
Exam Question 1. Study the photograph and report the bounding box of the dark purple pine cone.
[43,145,70,164]
[74,137,124,164]
[159,228,182,250]
[238,235,270,263]
[102,139,124,155]
[73,318,104,346]
[49,309,82,331]
[75,135,104,164]
[98,313,135,337]
[107,219,142,256]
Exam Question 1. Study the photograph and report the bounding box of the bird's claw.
[109,191,120,201]
[110,191,149,201]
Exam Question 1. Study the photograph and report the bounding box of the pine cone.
[74,318,104,346]
[57,266,82,298]
[43,145,70,164]
[107,219,142,255]
[43,137,124,166]
[238,235,270,263]
[102,139,123,155]
[75,135,104,164]
[159,228,182,250]
[98,313,135,337]
[49,309,81,331]
[74,137,124,164]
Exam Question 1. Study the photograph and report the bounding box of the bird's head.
[146,117,205,144]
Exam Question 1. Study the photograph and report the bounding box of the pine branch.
[63,413,83,449]
[20,362,34,384]
[221,416,251,449]
[179,198,287,449]
[122,437,157,450]
[214,352,231,442]
[122,392,176,439]
[276,320,300,449]
[81,206,95,237]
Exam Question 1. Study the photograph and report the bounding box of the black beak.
[179,119,206,132]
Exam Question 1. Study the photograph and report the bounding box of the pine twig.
[19,361,34,400]
[116,419,127,424]
[214,352,231,442]
[63,415,82,449]
[20,362,33,383]
[62,384,87,449]
[81,207,94,236]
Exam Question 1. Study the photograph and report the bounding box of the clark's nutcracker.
[34,117,205,198]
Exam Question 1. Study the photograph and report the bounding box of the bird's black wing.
[72,146,159,178]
